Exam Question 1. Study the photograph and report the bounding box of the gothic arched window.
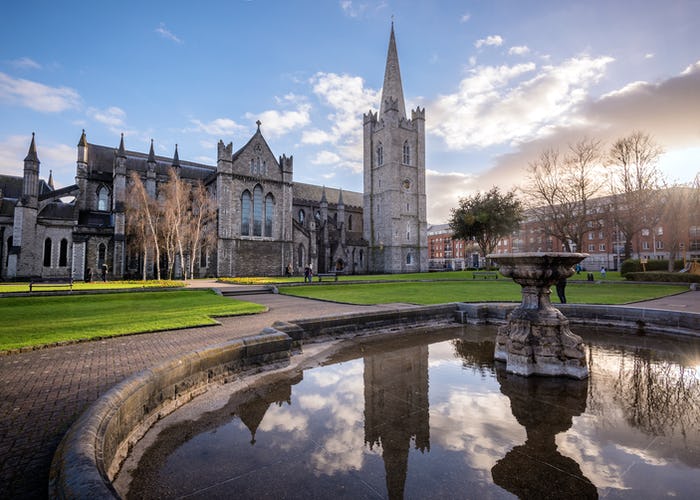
[241,190,251,236]
[298,209,305,226]
[297,244,305,269]
[406,251,413,265]
[348,214,353,231]
[98,243,106,268]
[43,238,52,267]
[253,185,263,236]
[264,193,274,237]
[59,238,68,267]
[403,141,410,165]
[6,236,12,266]
[97,185,110,211]
[376,142,383,166]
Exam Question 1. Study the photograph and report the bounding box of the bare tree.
[661,185,695,271]
[126,172,162,280]
[160,169,191,279]
[188,181,217,278]
[523,138,606,252]
[607,131,665,260]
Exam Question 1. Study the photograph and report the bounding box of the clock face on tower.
[402,179,411,190]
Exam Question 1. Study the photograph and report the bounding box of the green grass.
[279,280,687,305]
[220,270,624,284]
[0,290,266,351]
[0,280,185,294]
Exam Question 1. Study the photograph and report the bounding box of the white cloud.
[155,22,182,44]
[460,13,471,23]
[0,134,74,188]
[301,128,335,145]
[428,56,613,150]
[339,0,366,18]
[509,45,530,56]
[311,150,341,165]
[426,169,479,223]
[87,106,126,133]
[0,72,81,112]
[189,117,245,136]
[644,53,655,59]
[475,35,504,49]
[10,57,42,70]
[245,103,311,138]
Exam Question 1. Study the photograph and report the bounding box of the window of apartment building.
[599,243,606,251]
[642,228,650,236]
[599,231,605,239]
[656,240,664,250]
[588,232,594,240]
[656,226,664,236]
[588,244,595,252]
[642,241,650,250]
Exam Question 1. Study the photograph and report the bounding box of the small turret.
[172,144,181,176]
[48,170,54,190]
[22,133,40,207]
[146,139,157,197]
[77,129,88,164]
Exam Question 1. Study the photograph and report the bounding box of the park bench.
[317,272,339,282]
[29,276,74,292]
[472,271,499,280]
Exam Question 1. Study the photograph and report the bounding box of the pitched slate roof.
[293,182,362,208]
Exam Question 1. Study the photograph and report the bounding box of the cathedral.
[0,25,427,280]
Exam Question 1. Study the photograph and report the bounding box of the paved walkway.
[0,282,697,498]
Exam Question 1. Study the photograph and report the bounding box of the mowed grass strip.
[0,280,184,294]
[279,281,687,305]
[0,290,266,351]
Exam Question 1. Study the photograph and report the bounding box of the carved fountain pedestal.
[487,252,589,379]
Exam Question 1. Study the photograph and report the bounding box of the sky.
[1,0,699,224]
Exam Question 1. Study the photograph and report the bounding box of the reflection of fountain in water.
[491,365,598,499]
[488,252,589,379]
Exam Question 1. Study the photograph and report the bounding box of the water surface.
[122,325,700,499]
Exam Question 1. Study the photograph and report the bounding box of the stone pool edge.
[49,302,699,498]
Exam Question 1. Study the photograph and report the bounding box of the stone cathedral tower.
[363,24,428,273]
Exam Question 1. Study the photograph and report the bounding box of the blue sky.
[1,0,699,223]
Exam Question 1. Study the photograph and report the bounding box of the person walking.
[556,277,567,304]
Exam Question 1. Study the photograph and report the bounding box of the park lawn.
[0,280,185,294]
[0,290,266,351]
[220,270,624,285]
[279,280,687,305]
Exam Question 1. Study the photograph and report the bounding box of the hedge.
[625,271,700,283]
[621,259,684,276]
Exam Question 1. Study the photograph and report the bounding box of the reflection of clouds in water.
[258,406,308,434]
[431,390,523,474]
[557,421,628,491]
[305,361,368,475]
[614,444,669,466]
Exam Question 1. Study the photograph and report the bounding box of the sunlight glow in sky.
[1,0,698,223]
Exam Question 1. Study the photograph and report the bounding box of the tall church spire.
[379,22,406,119]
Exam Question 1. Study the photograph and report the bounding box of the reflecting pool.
[118,326,700,499]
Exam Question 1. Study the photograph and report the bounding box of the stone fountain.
[487,252,589,379]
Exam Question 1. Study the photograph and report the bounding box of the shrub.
[625,271,700,283]
[621,259,684,276]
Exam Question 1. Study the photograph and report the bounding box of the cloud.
[87,106,126,133]
[426,169,479,223]
[245,103,311,138]
[189,117,245,136]
[457,59,700,209]
[339,0,367,17]
[155,22,183,44]
[0,72,81,112]
[427,56,613,150]
[460,13,471,23]
[10,57,42,70]
[475,35,504,49]
[644,53,655,59]
[0,134,74,187]
[508,46,530,56]
[311,150,341,165]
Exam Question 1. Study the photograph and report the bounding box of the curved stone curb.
[48,304,459,499]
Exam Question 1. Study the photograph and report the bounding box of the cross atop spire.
[379,22,406,119]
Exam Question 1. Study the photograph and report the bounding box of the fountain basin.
[488,252,589,379]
